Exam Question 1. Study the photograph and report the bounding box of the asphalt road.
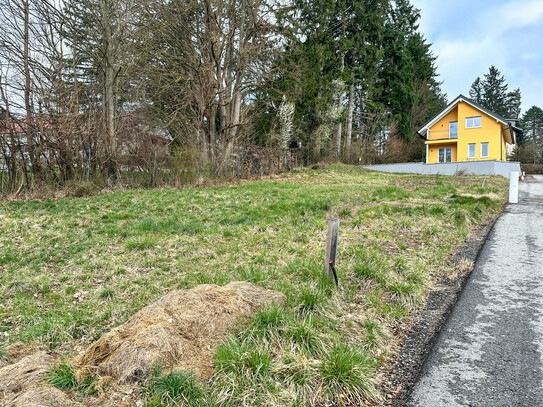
[407,175,543,407]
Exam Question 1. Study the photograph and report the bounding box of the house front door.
[438,147,452,163]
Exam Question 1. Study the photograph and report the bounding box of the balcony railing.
[428,129,457,140]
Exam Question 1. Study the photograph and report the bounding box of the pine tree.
[469,66,522,119]
[507,88,522,118]
[469,77,483,103]
[377,0,444,141]
[482,65,509,116]
[521,106,543,163]
[377,0,418,139]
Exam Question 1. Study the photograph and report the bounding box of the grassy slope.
[0,164,507,405]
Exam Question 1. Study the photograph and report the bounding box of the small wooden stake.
[325,218,340,286]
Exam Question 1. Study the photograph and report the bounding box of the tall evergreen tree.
[507,88,522,118]
[469,65,521,118]
[377,0,417,139]
[521,106,543,163]
[482,65,509,116]
[469,77,483,104]
[377,0,444,141]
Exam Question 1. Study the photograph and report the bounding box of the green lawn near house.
[0,164,508,405]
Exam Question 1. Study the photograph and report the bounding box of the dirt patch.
[74,281,286,383]
[0,352,77,407]
[376,216,499,405]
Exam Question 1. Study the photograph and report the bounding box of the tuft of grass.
[48,360,79,390]
[321,344,377,401]
[252,305,287,334]
[285,315,323,355]
[125,234,158,250]
[48,360,98,395]
[99,288,115,299]
[297,285,327,312]
[145,365,204,407]
[215,337,273,378]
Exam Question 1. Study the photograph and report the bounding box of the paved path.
[407,175,543,407]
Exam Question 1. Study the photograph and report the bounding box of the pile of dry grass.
[75,281,286,383]
[0,352,77,407]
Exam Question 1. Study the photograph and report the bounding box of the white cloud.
[413,0,543,112]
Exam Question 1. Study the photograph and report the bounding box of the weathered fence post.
[324,218,340,287]
[509,171,519,203]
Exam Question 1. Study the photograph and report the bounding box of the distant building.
[417,95,523,163]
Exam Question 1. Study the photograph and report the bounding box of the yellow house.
[417,95,522,164]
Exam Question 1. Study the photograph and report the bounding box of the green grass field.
[0,164,507,405]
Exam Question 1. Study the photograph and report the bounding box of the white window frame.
[438,147,452,163]
[449,121,458,139]
[468,143,476,159]
[466,116,482,129]
[481,142,489,158]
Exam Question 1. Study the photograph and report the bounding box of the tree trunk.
[336,53,345,158]
[23,0,39,185]
[0,73,19,190]
[345,84,354,158]
[101,0,117,175]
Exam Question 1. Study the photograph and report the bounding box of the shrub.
[65,181,99,198]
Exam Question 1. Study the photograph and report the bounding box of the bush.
[65,181,100,197]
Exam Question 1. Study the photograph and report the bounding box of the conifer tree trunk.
[345,84,354,158]
[336,53,345,158]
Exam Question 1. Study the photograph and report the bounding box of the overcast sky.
[411,0,543,115]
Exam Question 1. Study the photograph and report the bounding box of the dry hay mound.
[0,352,77,407]
[75,281,286,383]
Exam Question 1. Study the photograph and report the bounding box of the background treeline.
[0,0,446,194]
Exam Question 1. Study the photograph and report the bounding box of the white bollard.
[509,171,519,204]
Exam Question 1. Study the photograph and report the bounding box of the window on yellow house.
[481,142,489,158]
[449,122,458,138]
[466,116,482,128]
[468,143,476,158]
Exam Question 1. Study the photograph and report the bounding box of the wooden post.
[324,218,339,286]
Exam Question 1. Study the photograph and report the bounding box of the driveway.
[407,175,543,406]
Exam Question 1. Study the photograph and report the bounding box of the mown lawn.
[0,164,508,405]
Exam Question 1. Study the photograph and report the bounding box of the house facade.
[417,95,522,164]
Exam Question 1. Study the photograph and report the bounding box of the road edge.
[377,208,504,406]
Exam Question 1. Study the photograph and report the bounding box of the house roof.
[416,94,523,144]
